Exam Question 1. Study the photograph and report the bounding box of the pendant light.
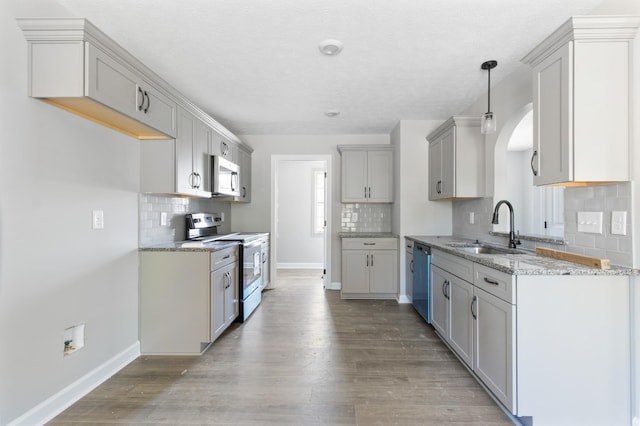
[480,60,498,134]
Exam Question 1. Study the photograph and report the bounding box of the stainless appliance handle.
[410,260,413,273]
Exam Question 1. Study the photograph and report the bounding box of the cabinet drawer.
[211,246,238,271]
[431,249,474,283]
[474,264,515,304]
[342,238,397,250]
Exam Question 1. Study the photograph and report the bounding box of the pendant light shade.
[480,60,498,134]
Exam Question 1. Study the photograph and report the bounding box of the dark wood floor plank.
[49,269,512,425]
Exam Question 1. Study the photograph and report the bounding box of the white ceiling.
[55,0,603,135]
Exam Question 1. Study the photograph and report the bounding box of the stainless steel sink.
[448,242,527,255]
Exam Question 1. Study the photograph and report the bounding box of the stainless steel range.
[185,213,268,322]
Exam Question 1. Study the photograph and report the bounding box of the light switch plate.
[469,212,475,224]
[92,210,104,229]
[611,211,627,235]
[577,211,603,234]
[160,212,168,227]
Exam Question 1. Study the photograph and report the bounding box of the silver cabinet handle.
[143,90,150,113]
[442,280,450,300]
[137,87,145,111]
[410,260,413,273]
[364,186,367,198]
[483,277,499,286]
[371,254,374,267]
[363,242,376,246]
[471,296,477,319]
[366,254,369,267]
[189,172,196,188]
[530,150,538,176]
[368,187,371,198]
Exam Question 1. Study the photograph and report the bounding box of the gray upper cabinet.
[19,18,177,139]
[233,147,252,203]
[338,145,393,203]
[522,16,640,185]
[426,116,484,201]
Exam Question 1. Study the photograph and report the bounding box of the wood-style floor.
[50,270,513,425]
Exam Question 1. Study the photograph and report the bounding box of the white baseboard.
[8,341,140,426]
[397,295,411,304]
[277,262,324,269]
[325,281,341,290]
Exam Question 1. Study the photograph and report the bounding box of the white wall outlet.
[611,211,627,235]
[92,210,104,229]
[577,211,602,234]
[469,212,475,224]
[160,212,168,226]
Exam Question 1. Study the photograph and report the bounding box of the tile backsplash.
[139,195,231,246]
[341,203,391,233]
[563,183,632,267]
[451,182,633,267]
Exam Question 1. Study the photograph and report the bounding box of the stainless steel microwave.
[211,155,240,197]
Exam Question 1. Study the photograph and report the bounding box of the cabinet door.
[367,150,393,202]
[236,148,251,202]
[532,42,572,185]
[440,128,455,199]
[341,150,368,202]
[369,249,397,293]
[139,82,177,138]
[211,267,227,341]
[86,43,139,118]
[341,250,370,293]
[449,276,474,368]
[474,287,515,412]
[428,140,442,200]
[193,118,211,196]
[175,109,197,195]
[224,264,239,325]
[430,265,449,338]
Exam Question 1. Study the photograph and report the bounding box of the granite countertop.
[406,235,638,276]
[139,240,240,252]
[339,232,399,238]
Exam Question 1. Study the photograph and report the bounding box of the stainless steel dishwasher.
[412,243,431,323]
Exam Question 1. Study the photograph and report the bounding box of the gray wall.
[1,1,140,422]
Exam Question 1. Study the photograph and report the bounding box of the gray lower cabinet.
[341,238,398,299]
[430,248,630,424]
[211,250,239,341]
[140,247,238,355]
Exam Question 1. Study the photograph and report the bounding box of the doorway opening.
[271,155,332,288]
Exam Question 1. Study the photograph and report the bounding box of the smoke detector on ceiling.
[319,39,343,55]
[325,110,340,117]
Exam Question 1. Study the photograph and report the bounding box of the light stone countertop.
[139,240,240,252]
[406,235,638,276]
